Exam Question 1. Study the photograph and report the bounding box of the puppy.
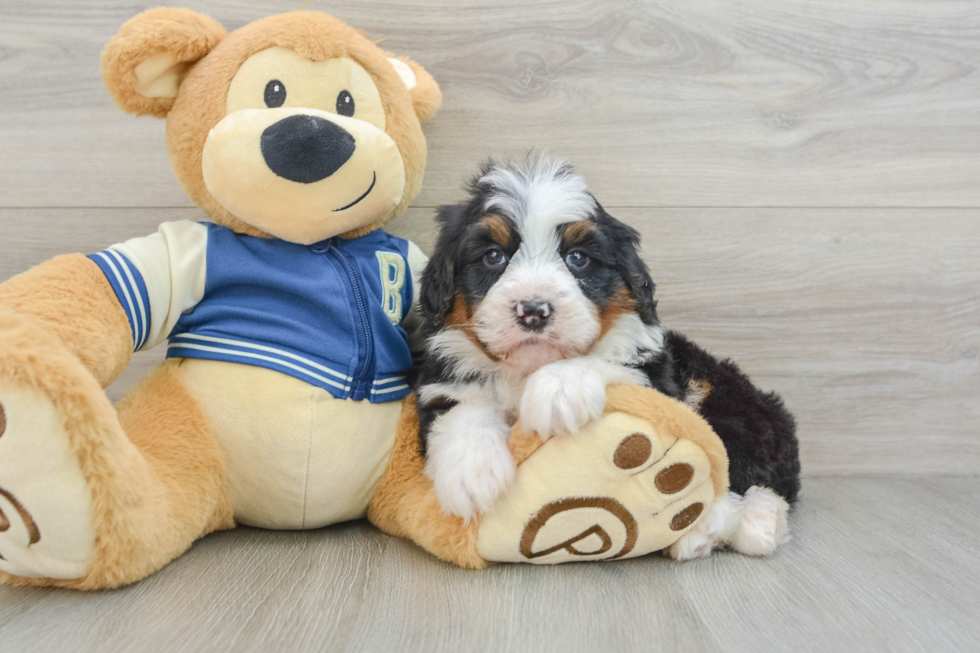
[416,155,801,559]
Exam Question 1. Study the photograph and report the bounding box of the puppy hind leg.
[728,486,790,557]
[667,487,791,560]
[666,491,744,560]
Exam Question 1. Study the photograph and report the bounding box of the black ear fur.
[419,202,468,337]
[594,200,659,325]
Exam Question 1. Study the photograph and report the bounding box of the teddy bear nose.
[260,114,356,184]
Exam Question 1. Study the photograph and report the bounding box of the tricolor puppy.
[416,155,801,559]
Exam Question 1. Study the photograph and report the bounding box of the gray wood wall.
[1,0,978,477]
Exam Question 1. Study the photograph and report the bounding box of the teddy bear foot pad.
[478,410,718,564]
[0,382,95,579]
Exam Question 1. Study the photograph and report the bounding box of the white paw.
[666,492,744,561]
[519,360,607,439]
[731,486,790,557]
[666,527,716,560]
[425,405,516,523]
[0,381,95,579]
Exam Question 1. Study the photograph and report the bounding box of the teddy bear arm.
[0,254,133,387]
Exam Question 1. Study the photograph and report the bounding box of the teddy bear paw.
[0,380,95,580]
[476,409,718,563]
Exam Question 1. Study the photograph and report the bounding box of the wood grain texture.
[0,478,977,653]
[1,1,980,208]
[2,206,977,476]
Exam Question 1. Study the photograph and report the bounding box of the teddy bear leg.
[370,386,730,568]
[367,396,486,569]
[0,311,233,589]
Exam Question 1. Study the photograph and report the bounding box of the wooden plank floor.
[0,478,977,653]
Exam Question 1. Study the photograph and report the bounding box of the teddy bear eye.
[264,80,286,108]
[336,90,355,117]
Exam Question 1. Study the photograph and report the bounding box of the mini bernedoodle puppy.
[415,155,801,559]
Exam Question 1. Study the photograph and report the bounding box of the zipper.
[328,239,375,401]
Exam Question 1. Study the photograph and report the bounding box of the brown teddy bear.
[0,9,727,589]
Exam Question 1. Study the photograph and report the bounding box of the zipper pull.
[310,238,332,255]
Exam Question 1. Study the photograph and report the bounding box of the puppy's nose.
[516,301,553,332]
[261,114,355,184]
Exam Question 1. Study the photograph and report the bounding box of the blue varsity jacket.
[89,221,426,403]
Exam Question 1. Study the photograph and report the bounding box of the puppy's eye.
[264,80,286,108]
[565,250,589,268]
[336,90,355,117]
[484,248,508,266]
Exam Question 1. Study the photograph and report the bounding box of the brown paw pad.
[655,463,694,494]
[613,433,652,470]
[669,502,704,531]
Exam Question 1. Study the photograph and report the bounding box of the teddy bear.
[0,9,728,589]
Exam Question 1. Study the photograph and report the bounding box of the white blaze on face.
[471,156,602,371]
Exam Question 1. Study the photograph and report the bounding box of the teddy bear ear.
[101,7,226,119]
[387,56,442,122]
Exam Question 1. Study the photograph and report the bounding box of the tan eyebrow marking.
[561,220,595,247]
[478,214,512,247]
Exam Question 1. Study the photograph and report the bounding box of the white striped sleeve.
[88,221,209,352]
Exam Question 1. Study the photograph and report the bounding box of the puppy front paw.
[425,406,516,522]
[519,360,607,439]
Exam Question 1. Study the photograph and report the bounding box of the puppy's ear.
[386,55,442,122]
[101,8,226,118]
[420,203,467,333]
[596,202,660,325]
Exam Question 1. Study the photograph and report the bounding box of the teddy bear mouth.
[334,171,377,212]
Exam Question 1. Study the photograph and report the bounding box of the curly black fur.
[665,332,801,502]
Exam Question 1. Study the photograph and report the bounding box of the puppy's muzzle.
[261,114,355,184]
[516,301,552,332]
